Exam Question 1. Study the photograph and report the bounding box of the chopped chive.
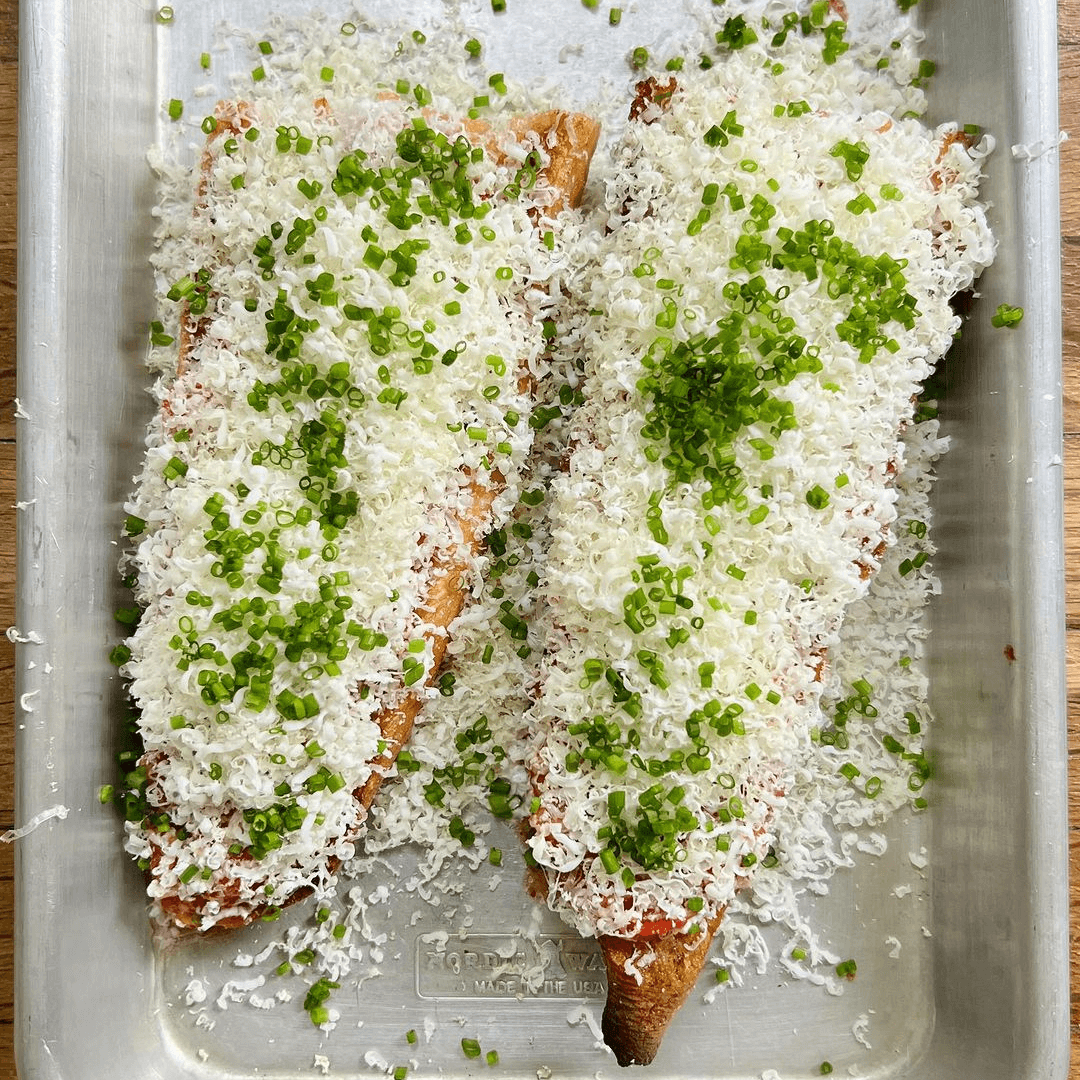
[835,958,857,979]
[991,302,1024,328]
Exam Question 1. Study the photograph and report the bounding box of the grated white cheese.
[124,1,993,1055]
[523,14,992,941]
[1,804,69,843]
[567,1005,612,1052]
[852,1012,872,1049]
[122,66,576,928]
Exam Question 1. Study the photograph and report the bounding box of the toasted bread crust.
[599,915,724,1067]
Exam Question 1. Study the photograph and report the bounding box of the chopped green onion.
[991,302,1024,328]
[846,192,877,215]
[163,455,188,480]
[304,978,339,1025]
[830,138,870,181]
[167,99,183,120]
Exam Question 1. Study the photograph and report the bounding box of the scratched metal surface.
[13,0,1067,1077]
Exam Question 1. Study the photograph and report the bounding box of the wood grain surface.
[1,0,17,1075]
[0,1,1076,1077]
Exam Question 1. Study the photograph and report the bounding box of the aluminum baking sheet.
[14,0,1068,1077]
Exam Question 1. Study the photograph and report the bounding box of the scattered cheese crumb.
[1,804,69,843]
[852,1013,872,1049]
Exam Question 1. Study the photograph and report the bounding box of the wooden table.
[0,1,1076,1075]
[2,0,18,1073]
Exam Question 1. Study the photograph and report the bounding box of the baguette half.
[124,93,598,931]
[524,24,992,1064]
